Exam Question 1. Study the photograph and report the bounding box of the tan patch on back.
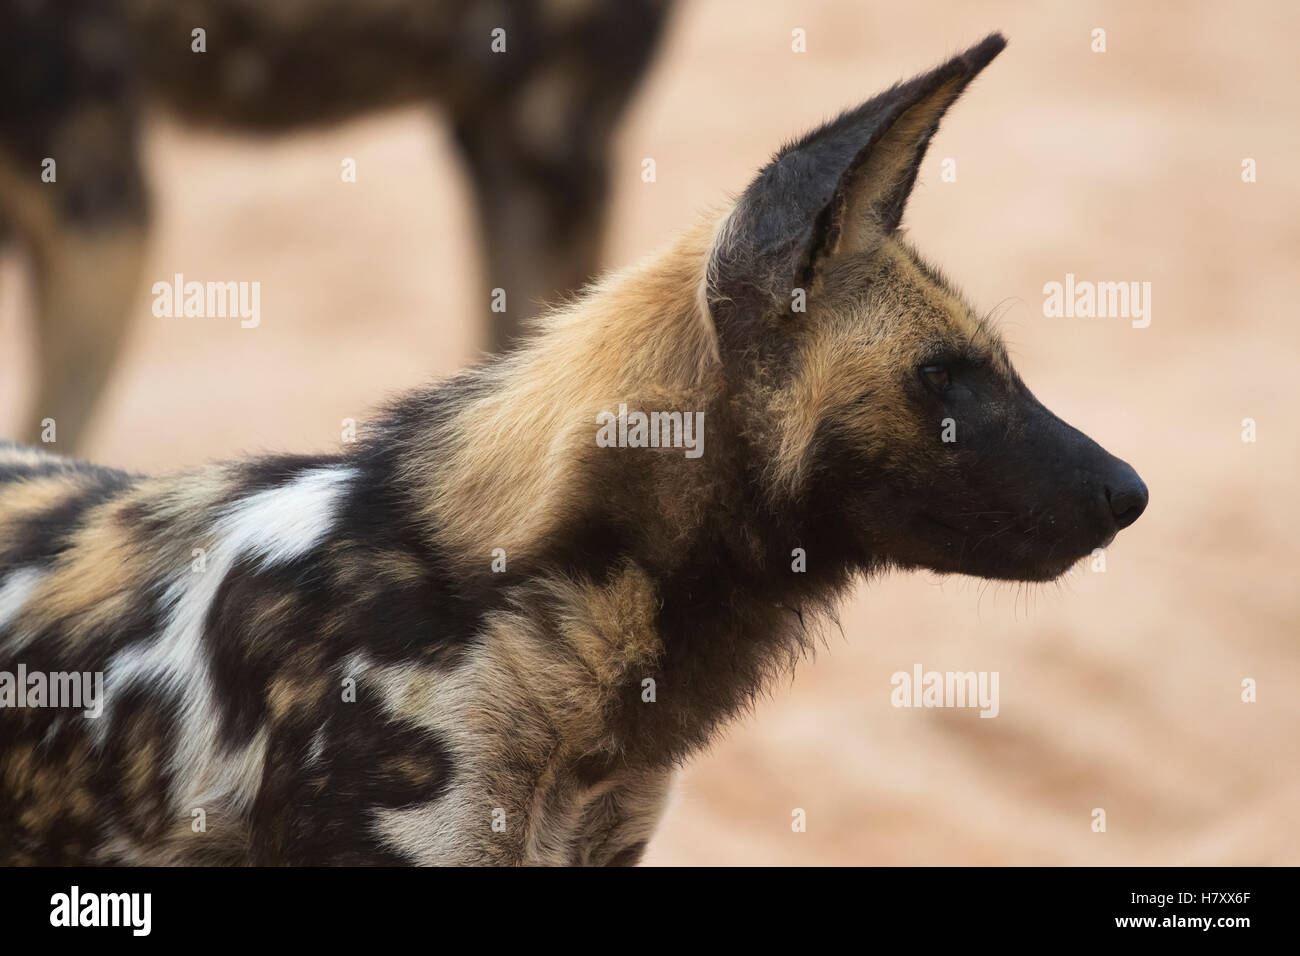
[0,476,84,553]
[18,497,154,646]
[16,469,235,647]
[266,649,331,722]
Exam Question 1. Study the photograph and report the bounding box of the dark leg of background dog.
[454,111,606,353]
[27,212,147,454]
[452,2,671,351]
[0,0,147,451]
[0,164,146,454]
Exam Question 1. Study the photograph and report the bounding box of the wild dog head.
[707,34,1147,582]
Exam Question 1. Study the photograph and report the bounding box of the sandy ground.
[2,1,1298,864]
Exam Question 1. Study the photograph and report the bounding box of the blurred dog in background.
[0,0,671,450]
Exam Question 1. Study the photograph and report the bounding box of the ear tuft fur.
[708,33,1006,345]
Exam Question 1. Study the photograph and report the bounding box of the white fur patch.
[216,465,358,570]
[100,464,357,812]
[0,567,46,642]
[364,654,484,864]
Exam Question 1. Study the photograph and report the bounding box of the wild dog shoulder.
[356,562,671,865]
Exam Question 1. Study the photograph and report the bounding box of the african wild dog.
[0,34,1148,865]
[0,0,671,450]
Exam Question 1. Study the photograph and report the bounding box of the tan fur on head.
[765,238,985,498]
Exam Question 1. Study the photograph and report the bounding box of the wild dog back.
[0,441,668,865]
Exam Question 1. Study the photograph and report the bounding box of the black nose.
[1105,464,1148,530]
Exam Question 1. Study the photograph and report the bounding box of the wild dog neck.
[411,218,854,592]
[405,221,721,567]
[369,222,858,764]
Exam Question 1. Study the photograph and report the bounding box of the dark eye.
[922,364,951,391]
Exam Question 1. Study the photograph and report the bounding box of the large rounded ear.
[708,33,1005,341]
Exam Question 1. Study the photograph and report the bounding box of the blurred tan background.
[3,1,1298,864]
